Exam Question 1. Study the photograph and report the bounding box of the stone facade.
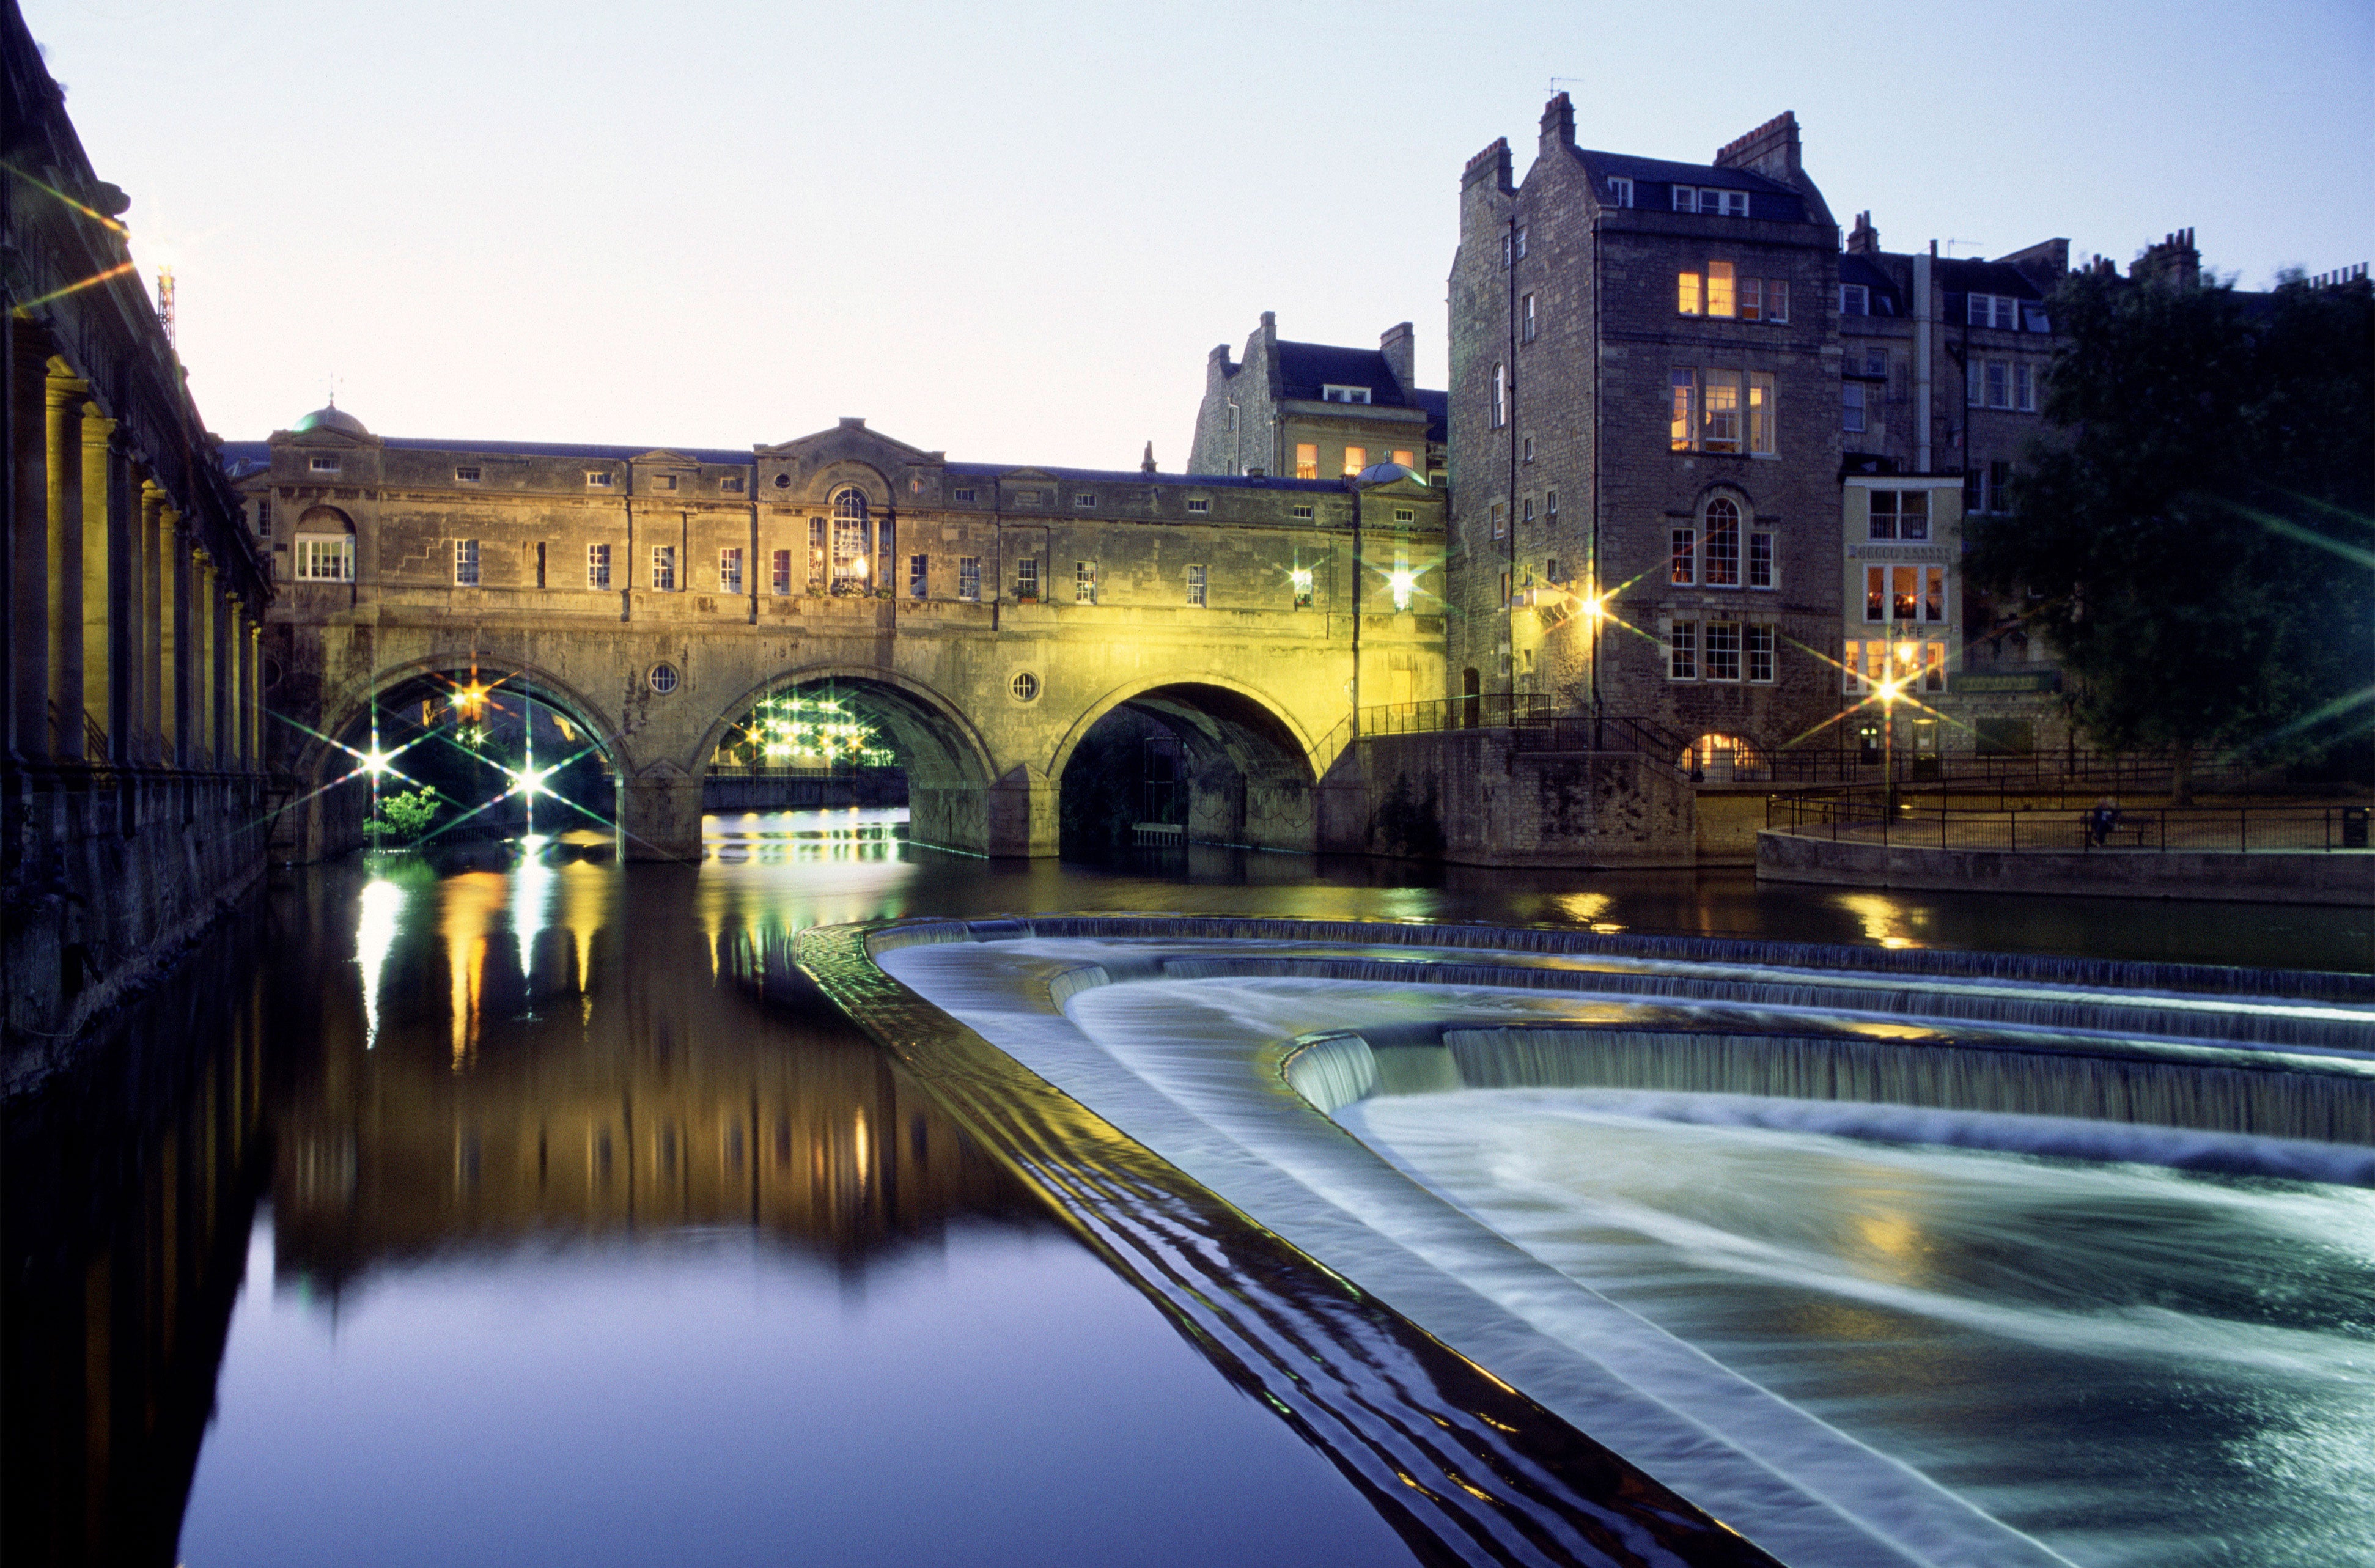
[231,415,1446,861]
[1448,98,1846,775]
[1188,313,1446,485]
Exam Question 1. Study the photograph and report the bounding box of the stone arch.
[1051,675,1321,852]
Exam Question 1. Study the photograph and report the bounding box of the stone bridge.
[238,416,1448,859]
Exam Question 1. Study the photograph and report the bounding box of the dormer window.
[1605,175,1633,208]
[1321,385,1372,404]
[1839,283,1871,317]
[587,471,615,488]
[1673,186,1750,217]
[309,455,340,474]
[1967,293,2020,330]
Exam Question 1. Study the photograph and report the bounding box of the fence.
[1769,788,2371,853]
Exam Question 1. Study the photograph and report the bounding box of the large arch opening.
[699,671,997,855]
[300,665,623,860]
[1056,682,1317,857]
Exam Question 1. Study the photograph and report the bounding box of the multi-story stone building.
[1188,314,1446,486]
[1448,97,1847,774]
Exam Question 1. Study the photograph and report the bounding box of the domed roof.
[293,403,368,437]
[1352,462,1423,487]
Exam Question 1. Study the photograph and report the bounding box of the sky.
[22,0,2374,470]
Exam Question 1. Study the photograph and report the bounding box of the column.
[140,483,163,762]
[246,620,262,768]
[158,507,181,765]
[78,401,115,762]
[227,600,248,768]
[43,365,84,760]
[191,547,214,765]
[7,323,50,762]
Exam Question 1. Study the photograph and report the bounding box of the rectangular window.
[1670,368,1696,450]
[1968,293,2019,329]
[1839,283,1869,317]
[1707,261,1736,318]
[907,553,927,598]
[454,539,480,586]
[1704,510,1740,587]
[1295,443,1319,480]
[1322,384,1374,405]
[532,540,547,588]
[1670,621,1698,680]
[293,536,353,582]
[654,474,678,492]
[1714,190,1748,216]
[1186,498,1209,513]
[2016,363,2036,411]
[1392,551,1412,609]
[1925,564,1946,623]
[1747,624,1775,682]
[1074,561,1097,603]
[1670,526,1696,585]
[1522,436,1535,463]
[1492,363,1507,427]
[1073,491,1095,507]
[1491,502,1506,540]
[1520,293,1537,342]
[1514,226,1527,259]
[650,545,676,591]
[1391,449,1415,468]
[1291,504,1314,521]
[1742,277,1762,321]
[1522,496,1534,525]
[1672,186,1698,213]
[588,543,611,589]
[1866,565,1887,622]
[1892,564,1918,622]
[1748,372,1775,454]
[1843,381,1868,434]
[1606,175,1632,207]
[771,548,792,595]
[309,455,340,474]
[1187,564,1207,607]
[1767,278,1789,322]
[1545,490,1558,518]
[809,516,828,585]
[1342,446,1368,476]
[587,471,614,488]
[454,465,482,483]
[1869,489,1929,540]
[958,556,980,601]
[1986,360,2011,409]
[1706,621,1742,680]
[719,547,743,595]
[256,499,274,536]
[1924,641,1946,691]
[720,475,745,494]
[953,487,977,503]
[1702,369,1742,452]
[1016,558,1039,600]
[1678,271,1702,315]
[1393,507,1415,523]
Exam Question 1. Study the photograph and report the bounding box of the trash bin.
[2344,806,2369,849]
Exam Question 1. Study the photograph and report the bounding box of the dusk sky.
[25,0,2373,469]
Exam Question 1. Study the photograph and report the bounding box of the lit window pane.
[1707,262,1735,318]
[1703,370,1741,452]
[1678,271,1702,315]
[1891,565,1918,622]
[1670,369,1695,450]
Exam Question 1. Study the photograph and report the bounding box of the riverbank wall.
[1757,830,2375,905]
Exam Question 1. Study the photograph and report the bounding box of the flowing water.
[5,810,2371,1567]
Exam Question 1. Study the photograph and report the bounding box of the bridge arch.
[1051,675,1323,853]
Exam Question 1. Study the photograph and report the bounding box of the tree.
[362,786,441,845]
[1968,270,2374,800]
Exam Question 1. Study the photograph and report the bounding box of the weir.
[759,915,2375,1568]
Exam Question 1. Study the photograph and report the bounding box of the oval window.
[1009,671,1040,703]
[648,663,680,694]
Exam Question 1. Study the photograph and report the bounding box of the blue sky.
[24,0,2373,468]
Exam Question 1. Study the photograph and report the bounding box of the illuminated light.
[452,681,490,716]
[359,746,396,777]
[1880,936,1918,949]
[1589,922,1626,934]
[1290,567,1314,590]
[355,878,404,1049]
[510,764,552,798]
[1387,567,1417,611]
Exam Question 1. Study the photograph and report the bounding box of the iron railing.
[1769,788,2371,853]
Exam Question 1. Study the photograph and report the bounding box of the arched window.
[292,504,355,583]
[1702,496,1740,587]
[830,488,869,584]
[1679,732,1764,782]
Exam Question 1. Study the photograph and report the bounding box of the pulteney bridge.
[233,414,1447,859]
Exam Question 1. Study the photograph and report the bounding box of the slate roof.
[1570,148,1809,224]
[1934,258,2047,300]
[1273,340,1423,407]
[1838,253,1906,315]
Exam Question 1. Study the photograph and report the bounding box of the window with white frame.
[254,499,274,536]
[309,455,340,474]
[908,553,928,598]
[1669,620,1698,679]
[293,534,353,582]
[958,556,981,601]
[1864,562,1948,625]
[1321,385,1372,404]
[454,465,482,483]
[1605,175,1633,207]
[1670,525,1696,585]
[1521,293,1537,342]
[1843,381,1869,433]
[1839,282,1870,317]
[650,544,676,591]
[718,547,743,594]
[1705,620,1742,680]
[588,542,612,588]
[831,488,867,583]
[1748,527,1775,589]
[587,471,614,488]
[1491,502,1506,539]
[1702,370,1742,452]
[454,539,480,586]
[1186,498,1209,513]
[1514,225,1527,257]
[1672,186,1748,216]
[1868,488,1931,540]
[1967,293,2019,329]
[1187,564,1207,607]
[1844,637,1945,693]
[2015,363,2036,411]
[1492,363,1506,427]
[1703,498,1741,586]
[1742,276,1789,322]
[1747,624,1775,682]
[771,548,792,595]
[1393,507,1415,523]
[1015,558,1039,600]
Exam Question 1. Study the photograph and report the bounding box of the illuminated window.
[293,535,352,582]
[831,488,867,583]
[1669,621,1698,679]
[1187,564,1206,606]
[1291,564,1315,608]
[1748,529,1774,590]
[1706,620,1742,680]
[809,516,827,585]
[1843,381,1868,433]
[1391,449,1415,468]
[1670,526,1696,585]
[1605,175,1632,207]
[1015,558,1039,600]
[909,554,928,598]
[454,539,480,586]
[1703,499,1740,586]
[1707,261,1736,318]
[1864,563,1946,624]
[1679,270,1702,315]
[718,547,742,595]
[650,544,676,591]
[1702,370,1742,452]
[1342,447,1367,477]
[1075,561,1097,603]
[1869,489,1930,540]
[1747,624,1775,682]
[1670,369,1695,449]
[959,556,981,601]
[1521,293,1537,341]
[771,548,792,595]
[1748,373,1775,454]
[1295,443,1319,480]
[587,542,611,589]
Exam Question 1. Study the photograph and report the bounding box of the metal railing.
[1769,788,2371,853]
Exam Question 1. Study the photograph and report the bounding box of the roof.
[1934,258,2047,300]
[378,436,759,465]
[1274,340,1419,406]
[1412,389,1447,446]
[1570,148,1809,223]
[293,403,368,436]
[1839,253,1906,314]
[943,462,1348,493]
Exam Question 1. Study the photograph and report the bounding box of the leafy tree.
[362,786,441,845]
[1969,270,2374,800]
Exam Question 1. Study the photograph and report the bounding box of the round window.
[648,663,680,694]
[772,472,792,490]
[1009,671,1040,703]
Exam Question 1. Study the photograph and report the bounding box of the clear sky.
[23,0,2374,469]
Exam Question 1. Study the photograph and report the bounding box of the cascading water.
[799,916,2375,1568]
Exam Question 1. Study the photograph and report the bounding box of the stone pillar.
[43,367,84,760]
[158,507,181,764]
[619,762,702,861]
[7,326,49,763]
[78,402,114,761]
[139,482,162,762]
[191,548,215,765]
[981,765,1056,856]
[246,620,263,768]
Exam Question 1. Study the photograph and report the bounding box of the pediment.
[633,448,702,468]
[756,418,945,507]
